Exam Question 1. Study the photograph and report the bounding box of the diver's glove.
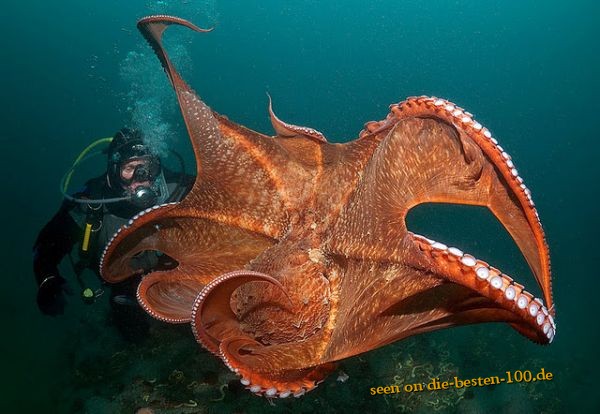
[37,274,69,316]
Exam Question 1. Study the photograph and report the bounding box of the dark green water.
[2,0,598,412]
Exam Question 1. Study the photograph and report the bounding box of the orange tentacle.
[359,96,552,312]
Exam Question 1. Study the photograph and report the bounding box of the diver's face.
[120,159,151,191]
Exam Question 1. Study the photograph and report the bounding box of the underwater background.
[1,0,599,412]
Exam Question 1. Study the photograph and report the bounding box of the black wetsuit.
[33,168,194,338]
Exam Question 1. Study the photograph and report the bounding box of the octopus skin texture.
[100,15,555,398]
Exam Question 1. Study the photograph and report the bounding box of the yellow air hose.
[62,137,113,194]
[63,137,113,251]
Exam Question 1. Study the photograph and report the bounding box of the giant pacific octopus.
[100,15,556,398]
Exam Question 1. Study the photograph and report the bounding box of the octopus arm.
[320,258,526,362]
[191,270,336,396]
[101,205,275,322]
[267,93,327,143]
[330,109,552,311]
[137,16,297,232]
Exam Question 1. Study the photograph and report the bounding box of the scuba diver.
[33,128,194,339]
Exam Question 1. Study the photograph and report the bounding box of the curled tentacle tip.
[137,15,214,33]
[246,271,294,311]
[265,275,294,310]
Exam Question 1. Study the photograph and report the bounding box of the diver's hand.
[37,275,69,316]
